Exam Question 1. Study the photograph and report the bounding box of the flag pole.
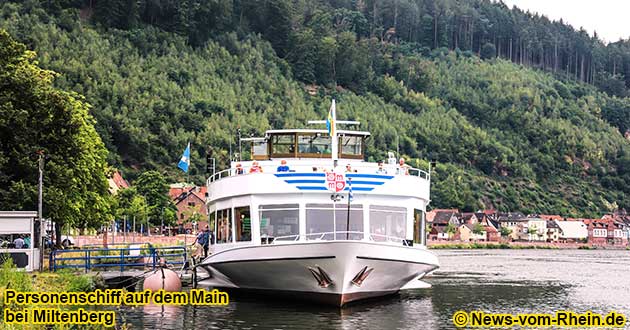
[346,178,351,240]
[330,99,338,169]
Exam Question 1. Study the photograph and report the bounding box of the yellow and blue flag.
[326,99,336,136]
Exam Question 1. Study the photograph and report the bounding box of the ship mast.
[308,99,359,168]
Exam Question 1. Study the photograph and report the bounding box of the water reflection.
[120,250,630,329]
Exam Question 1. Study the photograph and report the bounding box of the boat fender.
[143,266,182,292]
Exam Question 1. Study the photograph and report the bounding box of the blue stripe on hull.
[346,181,384,185]
[275,173,325,178]
[275,172,391,192]
[296,186,328,191]
[285,179,326,184]
[347,174,394,179]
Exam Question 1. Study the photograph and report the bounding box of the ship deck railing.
[208,161,430,184]
[262,231,417,247]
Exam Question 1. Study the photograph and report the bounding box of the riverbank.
[68,235,630,250]
[427,241,629,250]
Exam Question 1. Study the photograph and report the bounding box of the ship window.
[369,205,406,241]
[341,136,362,156]
[305,203,363,240]
[235,206,251,242]
[209,211,216,244]
[252,141,268,159]
[259,204,299,240]
[414,209,425,245]
[297,134,332,155]
[216,208,232,243]
[271,134,295,155]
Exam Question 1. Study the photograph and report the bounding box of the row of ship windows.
[210,204,424,244]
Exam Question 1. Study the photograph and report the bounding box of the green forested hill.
[1,1,630,217]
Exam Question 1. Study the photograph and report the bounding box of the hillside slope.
[1,2,629,217]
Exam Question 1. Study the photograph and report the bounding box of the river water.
[121,249,630,329]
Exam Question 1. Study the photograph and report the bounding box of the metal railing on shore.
[49,245,187,272]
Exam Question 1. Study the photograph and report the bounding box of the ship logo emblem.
[326,172,346,192]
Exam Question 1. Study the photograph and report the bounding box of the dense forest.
[1,0,630,219]
[79,0,630,101]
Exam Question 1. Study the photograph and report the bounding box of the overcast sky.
[499,0,630,43]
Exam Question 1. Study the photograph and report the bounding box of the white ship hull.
[198,241,439,306]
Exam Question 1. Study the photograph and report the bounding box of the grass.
[0,259,124,329]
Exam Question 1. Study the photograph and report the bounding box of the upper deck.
[206,127,431,204]
[207,160,429,202]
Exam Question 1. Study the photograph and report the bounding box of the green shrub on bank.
[0,258,32,292]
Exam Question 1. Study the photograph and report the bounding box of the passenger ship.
[199,101,439,306]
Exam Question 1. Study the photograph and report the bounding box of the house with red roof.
[485,225,500,242]
[459,213,478,225]
[107,170,130,195]
[428,209,459,240]
[584,218,628,246]
[169,184,208,233]
[538,214,564,221]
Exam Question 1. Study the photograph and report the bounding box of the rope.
[96,267,158,289]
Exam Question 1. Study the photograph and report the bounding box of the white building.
[554,220,588,242]
[0,211,40,271]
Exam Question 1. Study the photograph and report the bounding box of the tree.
[472,222,485,236]
[481,42,496,60]
[135,171,176,227]
[114,187,148,230]
[445,223,457,238]
[500,227,512,238]
[527,225,538,241]
[0,29,113,246]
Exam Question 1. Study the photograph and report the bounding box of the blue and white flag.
[178,142,190,173]
[348,178,353,202]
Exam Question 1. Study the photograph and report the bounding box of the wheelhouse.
[249,129,369,161]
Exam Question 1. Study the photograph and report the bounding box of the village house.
[611,222,628,245]
[585,218,628,246]
[484,225,500,242]
[454,223,486,242]
[602,211,630,244]
[496,212,528,241]
[537,214,565,222]
[429,226,450,240]
[546,220,561,242]
[584,219,608,245]
[107,170,130,195]
[169,184,208,233]
[474,212,496,225]
[555,220,588,243]
[524,217,548,242]
[427,209,459,240]
[459,213,479,225]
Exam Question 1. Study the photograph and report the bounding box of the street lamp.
[36,150,44,271]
